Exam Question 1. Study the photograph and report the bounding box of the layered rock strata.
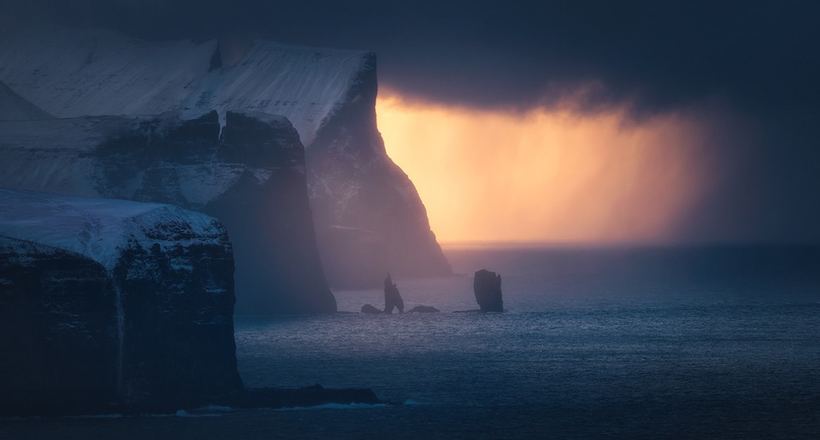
[0,111,335,313]
[0,189,241,414]
[0,27,451,287]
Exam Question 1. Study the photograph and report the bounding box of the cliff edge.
[0,27,451,287]
[0,111,335,314]
[0,189,241,413]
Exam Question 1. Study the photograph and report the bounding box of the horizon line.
[439,240,820,249]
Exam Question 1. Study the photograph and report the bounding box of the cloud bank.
[4,0,820,242]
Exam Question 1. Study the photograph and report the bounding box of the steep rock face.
[0,111,335,314]
[308,55,451,286]
[0,189,240,414]
[0,27,451,287]
[0,237,117,414]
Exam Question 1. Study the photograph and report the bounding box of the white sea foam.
[276,403,387,411]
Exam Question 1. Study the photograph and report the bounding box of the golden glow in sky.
[376,92,712,244]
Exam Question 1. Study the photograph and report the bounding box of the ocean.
[4,245,820,439]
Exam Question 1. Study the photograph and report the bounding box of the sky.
[377,92,719,243]
[4,0,820,243]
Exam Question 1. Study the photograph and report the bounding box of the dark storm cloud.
[9,0,816,115]
[3,0,820,242]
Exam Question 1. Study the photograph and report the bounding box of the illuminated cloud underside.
[377,92,713,244]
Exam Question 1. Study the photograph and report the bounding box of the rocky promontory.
[0,110,335,314]
[0,189,381,416]
[0,189,240,414]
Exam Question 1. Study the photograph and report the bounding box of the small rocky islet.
[360,270,504,314]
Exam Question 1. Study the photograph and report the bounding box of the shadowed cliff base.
[0,190,241,413]
[0,385,382,417]
[0,190,379,417]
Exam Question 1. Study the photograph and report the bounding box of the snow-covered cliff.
[0,81,51,120]
[0,111,335,313]
[0,27,450,287]
[0,189,240,414]
[0,27,364,145]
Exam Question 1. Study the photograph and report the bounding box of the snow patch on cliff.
[0,189,226,270]
[0,27,370,145]
[0,113,281,207]
[0,81,52,121]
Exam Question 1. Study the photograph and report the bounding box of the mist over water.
[4,245,820,439]
[234,245,820,437]
[3,3,820,438]
[333,244,820,311]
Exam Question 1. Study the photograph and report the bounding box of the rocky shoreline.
[0,385,382,418]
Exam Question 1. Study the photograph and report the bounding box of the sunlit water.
[5,246,820,439]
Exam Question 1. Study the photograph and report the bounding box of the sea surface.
[4,245,820,439]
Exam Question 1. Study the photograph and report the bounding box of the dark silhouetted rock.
[0,189,240,415]
[231,385,381,410]
[407,305,440,313]
[0,111,335,314]
[361,304,382,314]
[384,274,405,314]
[473,269,504,312]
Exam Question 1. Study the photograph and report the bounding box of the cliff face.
[307,55,451,286]
[0,27,450,287]
[0,237,118,414]
[0,111,335,314]
[0,189,240,414]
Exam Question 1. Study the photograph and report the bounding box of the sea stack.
[383,274,405,314]
[473,269,504,312]
[0,189,241,415]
